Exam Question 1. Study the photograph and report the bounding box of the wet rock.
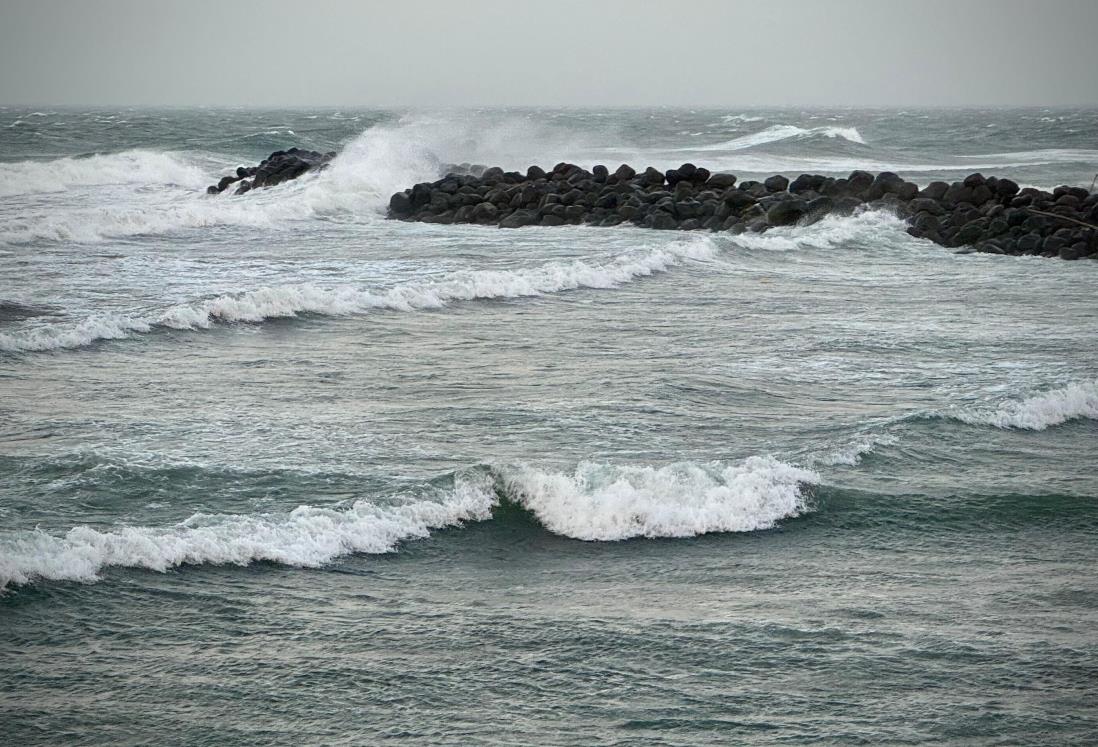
[764,175,790,192]
[706,173,737,190]
[766,199,808,226]
[384,162,1096,261]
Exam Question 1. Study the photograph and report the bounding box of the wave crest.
[0,474,497,588]
[0,455,817,589]
[0,237,717,353]
[0,150,208,197]
[499,457,818,541]
[691,124,866,152]
[950,380,1098,431]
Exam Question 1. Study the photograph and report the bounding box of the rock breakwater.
[206,148,335,195]
[388,163,1098,260]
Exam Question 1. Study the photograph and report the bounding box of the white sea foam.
[0,150,209,197]
[499,457,818,541]
[688,125,866,152]
[0,114,605,243]
[0,236,717,352]
[729,209,910,252]
[949,380,1098,431]
[0,455,817,588]
[0,474,498,588]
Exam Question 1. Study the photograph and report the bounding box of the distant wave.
[0,236,717,353]
[945,380,1098,431]
[0,150,208,197]
[687,124,866,152]
[0,456,817,589]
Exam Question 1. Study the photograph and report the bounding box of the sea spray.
[0,150,209,197]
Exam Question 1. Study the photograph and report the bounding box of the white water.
[0,150,209,197]
[689,125,866,152]
[0,456,817,588]
[0,475,498,588]
[951,380,1098,431]
[501,457,819,541]
[0,236,718,352]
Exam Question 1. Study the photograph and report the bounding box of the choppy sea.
[1,107,1097,745]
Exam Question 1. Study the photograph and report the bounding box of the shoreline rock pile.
[206,148,335,195]
[388,163,1098,260]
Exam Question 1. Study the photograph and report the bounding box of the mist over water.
[2,107,1097,745]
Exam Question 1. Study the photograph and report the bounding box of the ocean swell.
[0,456,817,589]
[0,236,717,353]
[948,380,1098,431]
[0,150,208,197]
[689,124,866,152]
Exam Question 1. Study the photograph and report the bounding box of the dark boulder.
[847,170,874,194]
[919,181,950,201]
[764,174,790,192]
[639,166,664,187]
[612,164,636,181]
[706,173,737,190]
[766,198,808,226]
[390,190,413,215]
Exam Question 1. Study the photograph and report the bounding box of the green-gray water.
[2,107,1097,744]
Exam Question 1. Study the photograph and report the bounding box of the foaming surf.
[0,150,209,197]
[0,113,616,243]
[945,380,1098,431]
[0,455,818,590]
[498,457,818,541]
[0,235,717,353]
[729,209,912,252]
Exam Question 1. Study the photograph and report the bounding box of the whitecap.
[499,456,818,541]
[0,150,208,197]
[686,124,866,152]
[0,454,817,588]
[949,380,1098,431]
[0,235,718,353]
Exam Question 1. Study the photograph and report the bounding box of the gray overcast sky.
[1,0,1097,107]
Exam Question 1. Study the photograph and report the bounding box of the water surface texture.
[2,107,1097,745]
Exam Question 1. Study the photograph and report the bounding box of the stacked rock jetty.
[388,163,1098,260]
[206,148,335,195]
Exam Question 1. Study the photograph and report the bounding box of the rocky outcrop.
[206,148,336,195]
[388,163,1098,260]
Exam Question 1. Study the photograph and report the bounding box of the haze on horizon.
[1,0,1097,108]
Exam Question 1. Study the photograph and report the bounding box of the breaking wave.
[0,456,817,589]
[0,150,208,197]
[729,208,912,252]
[0,236,717,353]
[499,457,818,541]
[947,380,1098,431]
[690,125,866,152]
